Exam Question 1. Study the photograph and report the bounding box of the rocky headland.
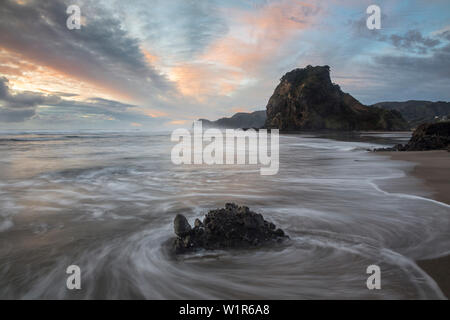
[264,65,408,131]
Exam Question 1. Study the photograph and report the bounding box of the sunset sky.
[0,0,449,130]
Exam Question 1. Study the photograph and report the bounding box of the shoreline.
[377,150,450,299]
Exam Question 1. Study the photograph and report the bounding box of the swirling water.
[0,131,448,299]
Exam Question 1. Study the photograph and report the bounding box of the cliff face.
[265,65,409,131]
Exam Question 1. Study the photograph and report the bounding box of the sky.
[0,0,449,131]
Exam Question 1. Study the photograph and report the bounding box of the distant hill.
[198,110,266,129]
[264,65,409,131]
[372,101,450,127]
[374,121,450,151]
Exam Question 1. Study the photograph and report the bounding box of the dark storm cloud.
[357,35,450,103]
[35,97,164,125]
[0,108,36,123]
[0,77,61,122]
[343,15,450,102]
[39,95,157,125]
[371,42,450,93]
[439,30,450,41]
[52,97,137,116]
[371,28,450,81]
[0,76,151,123]
[374,46,450,78]
[0,0,172,100]
[349,15,440,54]
[387,30,441,54]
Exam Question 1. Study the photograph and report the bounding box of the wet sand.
[379,150,450,299]
[417,256,450,299]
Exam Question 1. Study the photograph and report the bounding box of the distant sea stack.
[265,65,409,131]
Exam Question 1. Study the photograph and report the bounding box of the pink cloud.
[169,0,321,101]
[203,1,320,70]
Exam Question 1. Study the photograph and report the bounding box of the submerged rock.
[174,214,192,237]
[172,203,289,254]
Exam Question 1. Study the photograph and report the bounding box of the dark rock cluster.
[264,65,409,131]
[374,121,450,152]
[172,203,289,254]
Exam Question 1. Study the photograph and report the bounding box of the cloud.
[373,29,450,78]
[345,28,450,103]
[1,0,449,127]
[433,29,450,43]
[168,63,243,100]
[386,30,441,54]
[369,44,450,99]
[0,76,166,125]
[0,77,61,122]
[81,97,137,112]
[0,0,324,124]
[203,0,320,72]
[335,12,450,103]
[127,0,228,61]
[166,0,321,100]
[349,14,442,55]
[373,47,450,80]
[0,0,173,103]
[37,95,154,124]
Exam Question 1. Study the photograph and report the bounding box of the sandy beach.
[380,150,450,299]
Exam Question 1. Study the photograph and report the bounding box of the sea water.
[0,131,448,299]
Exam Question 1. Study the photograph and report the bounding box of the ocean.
[0,131,448,299]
